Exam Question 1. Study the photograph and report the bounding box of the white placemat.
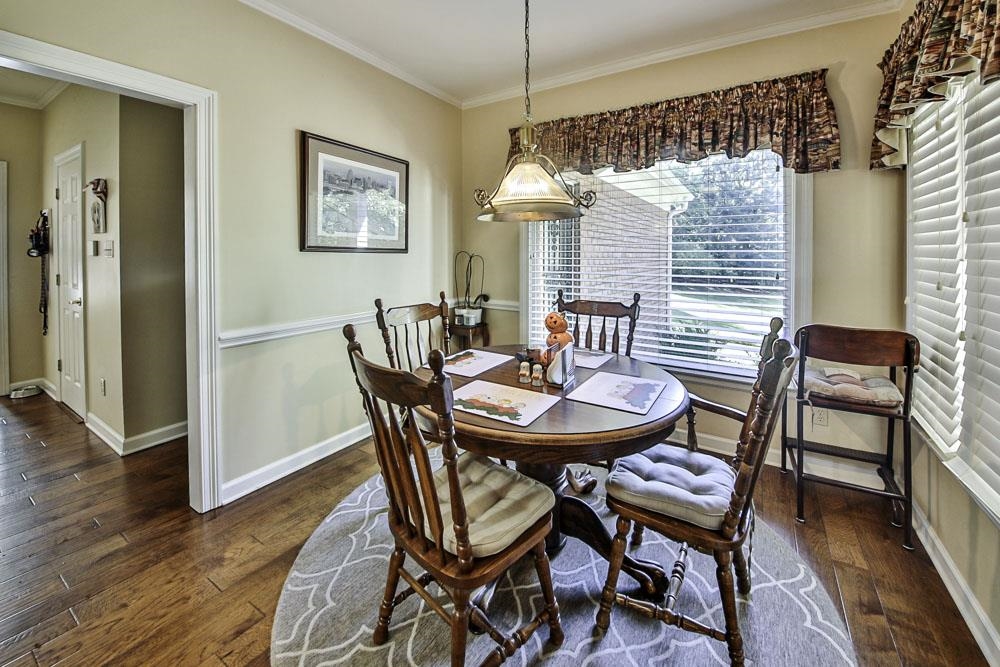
[574,349,614,369]
[452,380,560,426]
[565,371,667,415]
[440,349,514,377]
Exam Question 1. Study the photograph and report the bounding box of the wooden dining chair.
[343,325,563,667]
[556,289,640,356]
[554,289,642,492]
[631,317,783,548]
[375,290,450,371]
[595,338,798,667]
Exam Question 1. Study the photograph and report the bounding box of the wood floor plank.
[833,562,900,666]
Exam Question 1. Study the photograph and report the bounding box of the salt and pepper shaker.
[518,361,531,383]
[531,363,544,387]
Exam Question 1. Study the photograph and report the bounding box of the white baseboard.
[221,422,372,504]
[87,414,188,456]
[10,377,59,401]
[123,421,187,455]
[86,412,125,454]
[912,504,1000,664]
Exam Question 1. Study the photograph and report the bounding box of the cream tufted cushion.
[430,453,555,558]
[606,444,736,530]
[803,366,903,407]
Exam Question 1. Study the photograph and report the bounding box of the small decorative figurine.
[544,312,574,351]
[518,361,531,383]
[531,363,544,387]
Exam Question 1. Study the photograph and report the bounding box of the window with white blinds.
[908,76,1000,508]
[523,149,805,378]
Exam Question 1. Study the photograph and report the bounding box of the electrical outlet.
[812,407,829,427]
[100,378,107,396]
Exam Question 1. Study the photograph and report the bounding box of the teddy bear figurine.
[544,311,574,350]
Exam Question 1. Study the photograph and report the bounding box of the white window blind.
[908,76,1000,506]
[908,94,965,455]
[525,149,793,377]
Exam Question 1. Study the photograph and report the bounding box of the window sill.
[653,363,756,392]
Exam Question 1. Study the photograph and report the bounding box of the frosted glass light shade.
[477,161,583,222]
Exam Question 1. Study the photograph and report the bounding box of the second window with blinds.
[521,148,811,380]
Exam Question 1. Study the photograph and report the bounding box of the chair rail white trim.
[218,311,377,349]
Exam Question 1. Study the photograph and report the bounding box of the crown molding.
[238,0,462,108]
[36,80,68,107]
[0,79,68,109]
[461,0,904,109]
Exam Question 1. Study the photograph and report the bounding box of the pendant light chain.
[524,0,531,121]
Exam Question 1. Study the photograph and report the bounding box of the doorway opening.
[0,29,220,513]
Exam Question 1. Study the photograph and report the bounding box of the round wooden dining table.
[421,345,689,597]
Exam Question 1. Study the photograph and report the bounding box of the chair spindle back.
[556,289,641,356]
[375,291,451,372]
[344,324,473,572]
[721,337,798,539]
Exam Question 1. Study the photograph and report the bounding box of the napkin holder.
[546,342,576,388]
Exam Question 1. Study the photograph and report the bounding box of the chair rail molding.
[0,29,222,513]
[218,310,377,349]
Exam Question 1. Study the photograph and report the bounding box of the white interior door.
[55,146,86,418]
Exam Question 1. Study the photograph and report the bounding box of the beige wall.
[460,8,998,644]
[0,0,462,481]
[41,84,123,431]
[0,101,43,382]
[119,96,186,438]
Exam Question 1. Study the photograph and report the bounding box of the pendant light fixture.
[474,0,596,222]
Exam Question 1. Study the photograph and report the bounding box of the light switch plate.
[102,240,114,257]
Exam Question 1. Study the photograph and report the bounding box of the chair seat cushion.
[431,453,555,558]
[803,366,903,407]
[606,445,736,530]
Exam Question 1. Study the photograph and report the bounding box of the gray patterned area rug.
[272,459,856,666]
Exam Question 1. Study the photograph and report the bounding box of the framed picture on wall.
[299,131,409,253]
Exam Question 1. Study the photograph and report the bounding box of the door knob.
[69,298,82,306]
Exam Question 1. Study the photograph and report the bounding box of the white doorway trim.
[0,30,221,513]
[0,160,8,396]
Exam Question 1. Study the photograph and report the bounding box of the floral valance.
[872,0,1000,169]
[507,69,841,175]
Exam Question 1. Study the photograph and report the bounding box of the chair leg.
[903,421,914,551]
[686,405,698,451]
[630,523,645,548]
[885,417,902,527]
[795,401,806,523]
[733,546,751,596]
[714,550,745,667]
[780,398,788,473]
[596,516,631,632]
[532,541,565,646]
[450,587,471,667]
[374,546,405,645]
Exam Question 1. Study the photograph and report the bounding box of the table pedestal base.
[516,461,667,598]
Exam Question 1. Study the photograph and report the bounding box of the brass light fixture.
[474,0,596,222]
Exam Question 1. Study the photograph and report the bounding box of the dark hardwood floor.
[0,394,987,665]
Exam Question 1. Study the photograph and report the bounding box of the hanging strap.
[40,254,48,336]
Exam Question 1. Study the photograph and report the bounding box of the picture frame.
[299,131,409,253]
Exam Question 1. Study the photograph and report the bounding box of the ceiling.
[241,0,902,107]
[0,67,67,109]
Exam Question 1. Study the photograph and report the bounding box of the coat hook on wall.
[83,178,108,204]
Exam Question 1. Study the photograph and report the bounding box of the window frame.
[518,158,813,386]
